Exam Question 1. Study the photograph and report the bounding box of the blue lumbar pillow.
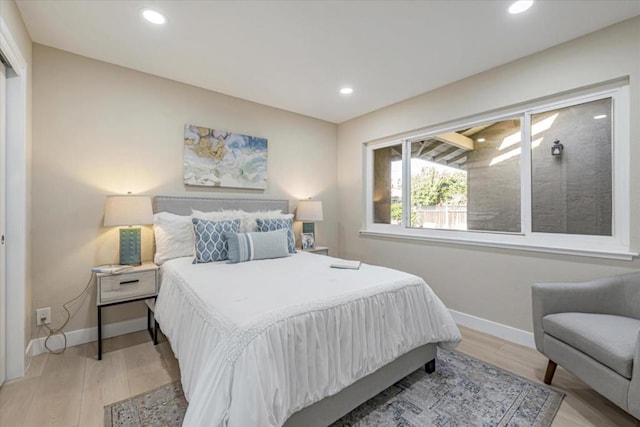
[225,229,290,263]
[255,217,296,253]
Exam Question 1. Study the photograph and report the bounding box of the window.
[409,139,468,230]
[364,85,631,259]
[531,98,612,236]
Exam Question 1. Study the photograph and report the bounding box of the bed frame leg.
[425,359,436,374]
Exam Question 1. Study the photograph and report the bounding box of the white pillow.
[191,209,293,233]
[153,212,194,265]
[192,209,252,232]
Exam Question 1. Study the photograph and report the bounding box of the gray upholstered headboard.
[153,196,289,215]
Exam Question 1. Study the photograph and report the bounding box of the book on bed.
[330,260,361,270]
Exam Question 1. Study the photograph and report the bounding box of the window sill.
[359,229,637,261]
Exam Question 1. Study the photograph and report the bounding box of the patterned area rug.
[104,349,563,426]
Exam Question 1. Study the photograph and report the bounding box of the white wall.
[336,17,640,332]
[31,44,337,338]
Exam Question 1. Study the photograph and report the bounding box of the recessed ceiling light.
[508,0,534,14]
[142,9,166,25]
[339,87,354,95]
[476,138,486,143]
[593,114,607,120]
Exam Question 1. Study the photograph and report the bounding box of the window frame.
[362,85,633,260]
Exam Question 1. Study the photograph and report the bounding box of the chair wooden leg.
[544,360,557,385]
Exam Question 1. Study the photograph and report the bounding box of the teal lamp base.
[302,222,315,235]
[119,227,141,265]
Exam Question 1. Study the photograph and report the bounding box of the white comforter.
[155,252,461,426]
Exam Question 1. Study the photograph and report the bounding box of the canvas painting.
[184,124,268,189]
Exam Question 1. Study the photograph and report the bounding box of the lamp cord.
[42,272,96,354]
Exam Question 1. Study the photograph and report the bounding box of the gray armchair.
[532,272,640,423]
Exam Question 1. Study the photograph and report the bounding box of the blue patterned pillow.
[255,217,296,253]
[192,218,240,263]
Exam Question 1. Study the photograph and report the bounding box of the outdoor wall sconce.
[551,139,564,156]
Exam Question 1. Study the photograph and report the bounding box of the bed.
[152,196,461,426]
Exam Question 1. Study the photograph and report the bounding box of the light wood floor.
[0,325,636,426]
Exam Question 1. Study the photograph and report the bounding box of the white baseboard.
[449,309,535,349]
[28,316,147,357]
[24,340,33,377]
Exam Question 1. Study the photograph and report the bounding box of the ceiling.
[16,1,640,124]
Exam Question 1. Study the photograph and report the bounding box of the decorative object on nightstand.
[301,232,314,249]
[296,199,323,249]
[95,262,159,360]
[103,194,154,265]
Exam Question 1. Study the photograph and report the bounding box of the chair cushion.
[543,312,640,379]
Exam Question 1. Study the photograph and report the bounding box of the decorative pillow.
[192,218,240,263]
[255,217,296,253]
[192,209,292,233]
[153,212,194,265]
[225,229,290,263]
[246,211,291,232]
[192,209,252,233]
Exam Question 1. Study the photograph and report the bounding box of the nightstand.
[302,246,329,255]
[96,262,159,360]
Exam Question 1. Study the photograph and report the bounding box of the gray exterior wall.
[531,99,612,235]
[466,120,521,232]
[373,146,394,224]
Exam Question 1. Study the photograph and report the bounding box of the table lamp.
[103,195,153,265]
[296,199,324,236]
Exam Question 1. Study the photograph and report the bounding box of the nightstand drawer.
[98,270,157,304]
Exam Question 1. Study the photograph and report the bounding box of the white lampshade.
[103,195,154,226]
[296,200,324,222]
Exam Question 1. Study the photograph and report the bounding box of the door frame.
[0,57,5,386]
[0,16,28,380]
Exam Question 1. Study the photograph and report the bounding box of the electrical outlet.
[36,307,51,326]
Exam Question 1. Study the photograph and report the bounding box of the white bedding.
[154,252,461,426]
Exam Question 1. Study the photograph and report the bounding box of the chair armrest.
[628,330,640,419]
[531,277,624,352]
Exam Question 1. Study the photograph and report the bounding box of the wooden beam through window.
[461,124,492,137]
[434,132,474,151]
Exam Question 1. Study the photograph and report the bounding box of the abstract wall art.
[184,124,268,189]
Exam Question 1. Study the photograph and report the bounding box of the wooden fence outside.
[414,206,467,230]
